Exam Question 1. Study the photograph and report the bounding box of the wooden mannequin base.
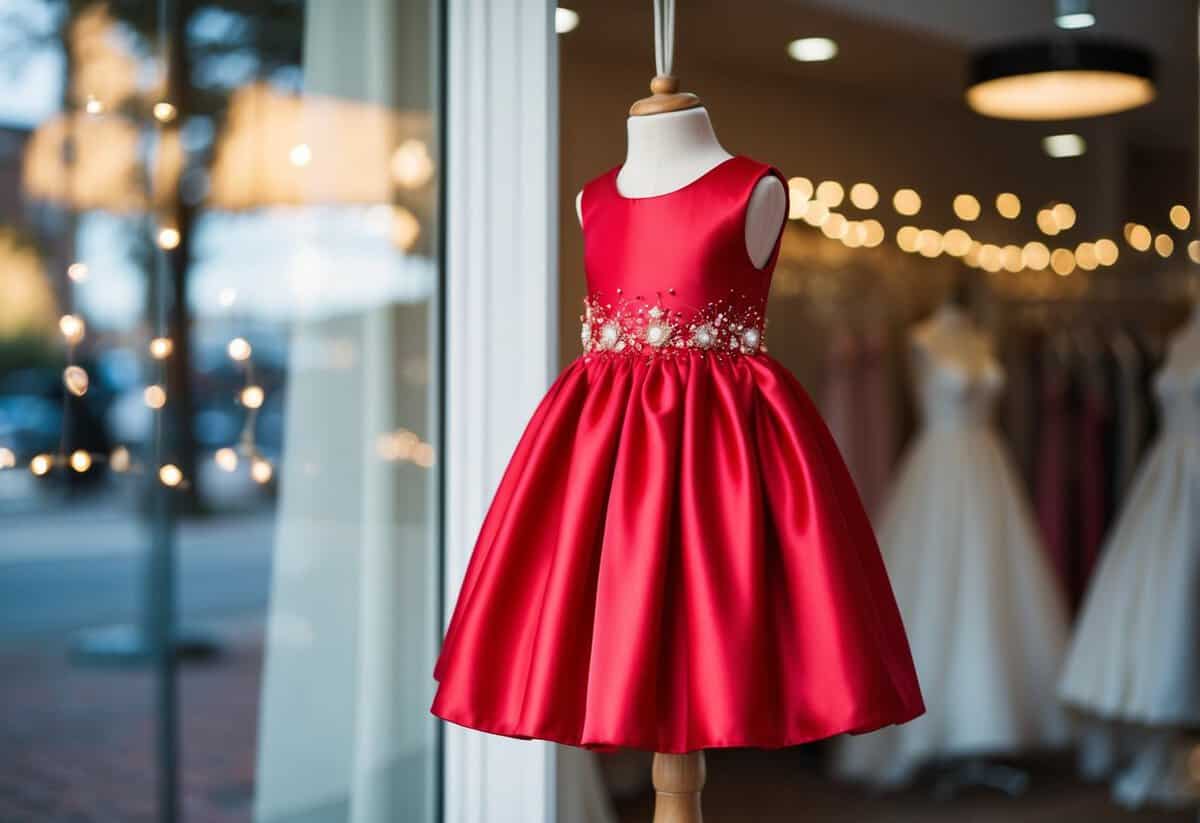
[651,751,706,823]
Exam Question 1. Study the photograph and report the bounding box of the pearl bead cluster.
[580,288,767,358]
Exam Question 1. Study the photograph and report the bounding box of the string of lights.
[786,176,1200,276]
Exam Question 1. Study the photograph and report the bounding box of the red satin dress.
[432,155,924,753]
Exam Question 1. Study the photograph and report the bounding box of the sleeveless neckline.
[609,155,741,201]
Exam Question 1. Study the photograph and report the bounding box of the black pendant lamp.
[965,0,1156,121]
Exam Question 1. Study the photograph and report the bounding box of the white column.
[443,1,559,823]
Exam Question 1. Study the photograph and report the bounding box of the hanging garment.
[1036,341,1081,610]
[1059,364,1200,731]
[834,343,1070,786]
[432,156,924,753]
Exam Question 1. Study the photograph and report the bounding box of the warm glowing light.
[0,448,14,469]
[1022,241,1051,270]
[816,180,844,208]
[63,366,89,397]
[1052,202,1076,230]
[1002,245,1023,272]
[1037,208,1060,236]
[1051,248,1076,276]
[149,337,174,360]
[289,143,312,167]
[1155,233,1174,257]
[251,457,273,484]
[31,454,53,476]
[966,70,1156,121]
[110,446,130,473]
[159,464,183,487]
[215,447,239,472]
[787,37,838,63]
[153,101,177,122]
[1128,225,1151,251]
[787,177,814,202]
[70,450,92,473]
[227,337,252,361]
[1095,238,1119,265]
[1056,10,1095,30]
[144,385,167,409]
[555,7,580,34]
[916,229,943,258]
[862,219,885,247]
[943,228,971,257]
[964,241,983,268]
[953,194,981,222]
[802,201,830,227]
[788,199,809,221]
[896,226,920,253]
[1170,205,1191,230]
[67,262,89,282]
[893,189,921,216]
[241,385,265,409]
[59,314,85,345]
[822,213,848,240]
[157,226,180,250]
[413,442,436,468]
[218,287,237,308]
[391,139,435,189]
[1189,240,1200,263]
[996,192,1021,219]
[842,221,865,248]
[849,183,878,210]
[84,96,103,115]
[979,244,1004,273]
[1075,242,1099,270]
[391,206,421,251]
[1042,133,1087,158]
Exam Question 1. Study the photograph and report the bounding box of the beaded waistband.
[580,289,766,357]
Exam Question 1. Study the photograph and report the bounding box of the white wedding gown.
[1058,362,1200,808]
[834,338,1071,786]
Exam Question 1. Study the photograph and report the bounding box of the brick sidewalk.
[0,637,262,823]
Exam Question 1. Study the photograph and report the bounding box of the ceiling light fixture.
[787,37,838,63]
[1043,133,1087,158]
[555,8,580,35]
[1055,0,1095,30]
[966,39,1155,120]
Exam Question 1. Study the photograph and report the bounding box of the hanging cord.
[652,0,675,78]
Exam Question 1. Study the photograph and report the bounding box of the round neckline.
[610,155,741,201]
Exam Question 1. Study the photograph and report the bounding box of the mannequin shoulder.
[745,176,786,269]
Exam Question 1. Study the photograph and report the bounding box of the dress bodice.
[915,350,1005,430]
[1154,365,1200,436]
[577,156,786,357]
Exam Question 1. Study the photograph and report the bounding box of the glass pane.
[0,1,442,821]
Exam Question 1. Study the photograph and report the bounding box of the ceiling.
[565,0,1198,150]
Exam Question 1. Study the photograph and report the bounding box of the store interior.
[558,0,1199,820]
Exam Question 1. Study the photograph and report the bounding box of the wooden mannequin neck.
[617,107,732,198]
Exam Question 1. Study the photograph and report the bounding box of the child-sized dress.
[432,155,925,754]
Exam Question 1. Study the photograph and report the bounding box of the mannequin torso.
[911,303,994,372]
[575,107,787,269]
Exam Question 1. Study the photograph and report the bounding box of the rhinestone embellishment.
[580,290,766,358]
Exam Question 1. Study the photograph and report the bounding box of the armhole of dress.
[745,165,789,271]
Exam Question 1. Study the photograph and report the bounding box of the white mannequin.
[575,107,787,269]
[911,301,993,370]
[1166,299,1200,366]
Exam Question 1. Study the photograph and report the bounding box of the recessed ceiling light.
[1043,133,1087,158]
[1055,0,1095,29]
[787,37,838,63]
[555,8,580,35]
